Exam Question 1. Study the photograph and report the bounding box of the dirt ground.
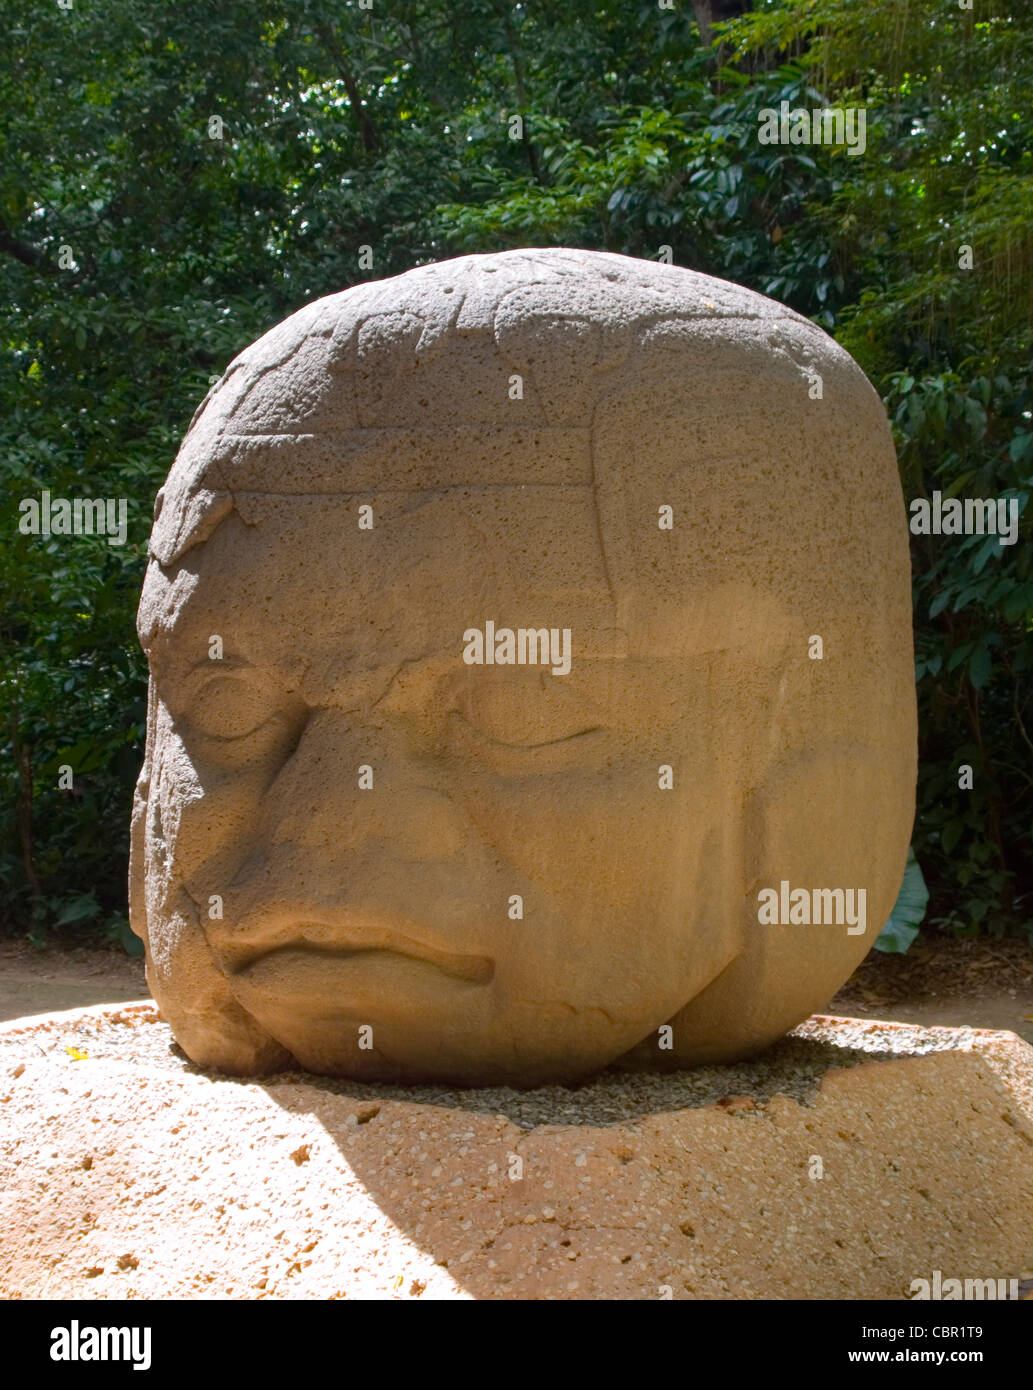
[2,932,1032,1043]
[829,934,1033,1044]
[0,940,147,1022]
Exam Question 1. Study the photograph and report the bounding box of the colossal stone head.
[130,248,916,1086]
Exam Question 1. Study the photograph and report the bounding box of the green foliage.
[1,0,1030,950]
[875,848,930,955]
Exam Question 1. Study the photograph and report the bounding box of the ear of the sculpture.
[620,743,914,1068]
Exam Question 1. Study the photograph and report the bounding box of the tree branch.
[10,699,42,902]
[314,24,379,154]
[0,216,58,276]
[493,2,543,184]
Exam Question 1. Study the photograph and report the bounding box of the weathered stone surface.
[2,1007,1030,1300]
[132,248,916,1083]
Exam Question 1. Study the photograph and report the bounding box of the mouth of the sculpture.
[229,922,495,987]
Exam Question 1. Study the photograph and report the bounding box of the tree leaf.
[54,893,100,927]
[874,848,929,954]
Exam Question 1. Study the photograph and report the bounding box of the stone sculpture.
[130,248,916,1085]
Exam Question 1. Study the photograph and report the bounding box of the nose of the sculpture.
[205,706,499,975]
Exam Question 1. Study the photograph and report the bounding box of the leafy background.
[1,0,1030,953]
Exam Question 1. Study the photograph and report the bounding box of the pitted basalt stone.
[131,248,916,1085]
[2,1009,1030,1300]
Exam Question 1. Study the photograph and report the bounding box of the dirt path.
[0,940,146,1022]
[829,934,1033,1045]
[2,934,1032,1043]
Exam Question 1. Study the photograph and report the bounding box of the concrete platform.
[1,1004,1031,1299]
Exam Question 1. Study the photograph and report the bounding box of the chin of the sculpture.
[184,1034,295,1077]
[143,962,292,1076]
[615,1027,803,1072]
[266,1046,601,1090]
[211,1010,640,1088]
[162,1010,294,1076]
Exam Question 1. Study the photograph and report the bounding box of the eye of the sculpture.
[448,677,602,751]
[184,672,289,741]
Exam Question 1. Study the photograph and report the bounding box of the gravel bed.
[0,1002,1007,1130]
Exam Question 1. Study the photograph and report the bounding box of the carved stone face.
[131,249,916,1085]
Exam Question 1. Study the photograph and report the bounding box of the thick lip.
[225,918,495,985]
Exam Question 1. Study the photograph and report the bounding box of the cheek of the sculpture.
[129,727,291,1076]
[642,742,916,1067]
